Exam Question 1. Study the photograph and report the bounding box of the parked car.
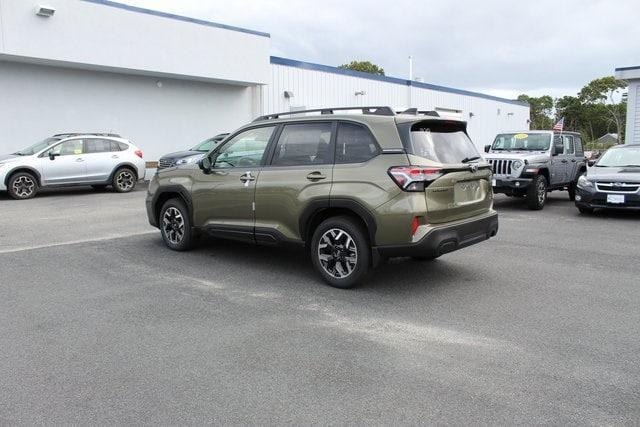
[146,106,498,288]
[157,133,229,170]
[484,131,587,210]
[575,144,640,213]
[0,133,145,199]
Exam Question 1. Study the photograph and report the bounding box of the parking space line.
[0,231,157,254]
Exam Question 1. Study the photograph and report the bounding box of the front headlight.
[511,160,523,172]
[577,175,593,189]
[175,156,201,166]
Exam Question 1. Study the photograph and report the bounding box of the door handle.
[111,155,120,159]
[571,159,576,162]
[306,172,327,180]
[75,158,85,162]
[561,159,568,163]
[239,172,255,187]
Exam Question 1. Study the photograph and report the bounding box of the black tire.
[91,185,108,191]
[526,175,547,210]
[159,198,193,251]
[568,181,577,201]
[578,206,594,215]
[310,216,371,289]
[7,172,39,200]
[112,167,137,193]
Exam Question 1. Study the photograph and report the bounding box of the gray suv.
[484,131,587,210]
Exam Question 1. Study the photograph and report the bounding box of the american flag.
[553,117,564,132]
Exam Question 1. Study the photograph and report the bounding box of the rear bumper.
[375,210,499,258]
[492,176,533,194]
[576,188,640,210]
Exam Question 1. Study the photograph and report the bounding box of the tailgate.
[425,167,493,223]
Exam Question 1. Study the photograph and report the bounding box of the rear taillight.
[134,149,143,158]
[388,166,443,192]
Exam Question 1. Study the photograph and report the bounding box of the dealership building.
[0,0,530,160]
[615,66,640,145]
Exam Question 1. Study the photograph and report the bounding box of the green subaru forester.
[146,107,498,288]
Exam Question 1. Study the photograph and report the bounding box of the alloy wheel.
[317,228,358,279]
[116,170,135,191]
[162,207,185,245]
[12,176,35,198]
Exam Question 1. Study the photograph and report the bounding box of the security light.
[35,5,56,17]
[355,91,366,96]
[283,90,294,98]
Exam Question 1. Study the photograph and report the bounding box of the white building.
[615,66,640,145]
[0,0,529,161]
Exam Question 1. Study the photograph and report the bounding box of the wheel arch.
[5,167,42,187]
[300,198,377,247]
[152,186,194,226]
[109,162,139,182]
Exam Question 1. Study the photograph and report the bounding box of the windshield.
[596,147,640,167]
[191,134,227,152]
[405,122,479,164]
[14,137,60,155]
[491,133,551,151]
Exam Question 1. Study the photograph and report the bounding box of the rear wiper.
[461,156,481,163]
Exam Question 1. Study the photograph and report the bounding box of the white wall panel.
[263,61,530,151]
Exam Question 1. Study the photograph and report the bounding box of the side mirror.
[552,143,563,156]
[198,156,212,174]
[587,160,595,167]
[48,152,59,161]
[484,145,491,153]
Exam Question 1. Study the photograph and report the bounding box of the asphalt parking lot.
[1,186,639,424]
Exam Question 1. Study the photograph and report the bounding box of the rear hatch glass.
[397,120,492,223]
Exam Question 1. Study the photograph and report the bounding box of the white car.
[0,133,146,199]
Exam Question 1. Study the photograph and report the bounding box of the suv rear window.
[399,121,479,164]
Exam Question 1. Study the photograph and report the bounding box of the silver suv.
[484,131,587,210]
[0,133,146,199]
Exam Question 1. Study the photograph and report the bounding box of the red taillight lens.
[411,216,420,236]
[388,166,443,191]
[134,149,143,158]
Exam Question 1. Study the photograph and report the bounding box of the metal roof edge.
[270,56,529,107]
[81,0,271,38]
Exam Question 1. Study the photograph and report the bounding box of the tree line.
[517,76,627,144]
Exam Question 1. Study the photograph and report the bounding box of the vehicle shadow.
[0,184,148,200]
[146,233,480,295]
[492,192,572,211]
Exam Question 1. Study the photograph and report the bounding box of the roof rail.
[397,108,440,117]
[53,132,122,138]
[253,106,395,122]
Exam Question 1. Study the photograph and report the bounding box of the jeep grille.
[487,159,513,176]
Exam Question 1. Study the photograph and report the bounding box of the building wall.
[0,61,254,160]
[0,0,271,85]
[262,59,530,151]
[615,67,640,145]
[627,81,639,144]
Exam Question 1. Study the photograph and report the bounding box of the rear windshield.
[399,121,479,164]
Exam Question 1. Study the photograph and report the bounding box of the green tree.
[517,94,554,129]
[338,60,385,76]
[578,76,627,141]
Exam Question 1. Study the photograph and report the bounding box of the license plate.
[492,179,497,187]
[607,194,625,204]
[454,180,482,204]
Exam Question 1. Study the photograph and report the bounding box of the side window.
[50,139,84,156]
[574,136,584,156]
[117,142,128,151]
[214,126,275,168]
[84,139,114,153]
[335,122,379,164]
[562,135,574,155]
[271,122,333,166]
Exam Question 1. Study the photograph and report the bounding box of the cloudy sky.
[121,0,639,99]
